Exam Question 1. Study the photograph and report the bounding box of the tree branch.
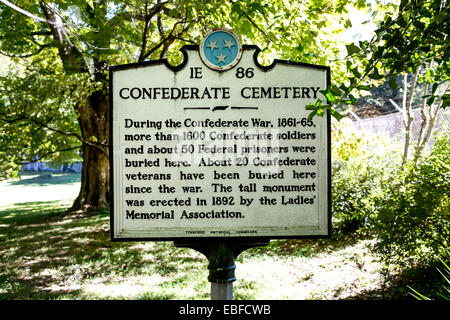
[120,1,168,22]
[141,22,180,61]
[19,146,82,165]
[0,44,49,58]
[142,11,198,62]
[173,36,197,45]
[228,0,274,42]
[26,116,108,152]
[0,0,55,24]
[138,1,151,62]
[159,19,190,59]
[39,2,88,73]
[0,110,108,153]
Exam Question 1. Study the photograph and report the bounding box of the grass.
[0,204,210,300]
[0,172,81,207]
[0,172,390,300]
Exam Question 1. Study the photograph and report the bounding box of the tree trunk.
[70,91,110,212]
[40,2,109,212]
[400,70,418,169]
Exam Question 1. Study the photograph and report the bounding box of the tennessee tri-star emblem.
[199,28,243,71]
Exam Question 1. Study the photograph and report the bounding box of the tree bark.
[70,91,110,212]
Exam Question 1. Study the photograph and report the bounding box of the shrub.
[371,130,450,270]
[331,119,398,237]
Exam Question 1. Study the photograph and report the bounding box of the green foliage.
[372,130,450,270]
[331,119,399,236]
[408,250,450,300]
[0,0,373,181]
[0,52,83,180]
[308,0,450,119]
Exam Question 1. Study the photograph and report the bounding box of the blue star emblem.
[200,29,242,70]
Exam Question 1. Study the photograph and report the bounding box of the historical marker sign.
[110,29,331,240]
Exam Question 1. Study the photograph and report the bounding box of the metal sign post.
[208,242,236,300]
[174,240,269,300]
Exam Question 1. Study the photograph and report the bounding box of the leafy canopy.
[307,0,450,119]
[0,0,370,179]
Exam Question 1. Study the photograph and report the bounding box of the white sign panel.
[110,31,330,240]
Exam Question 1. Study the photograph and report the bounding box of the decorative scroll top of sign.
[199,28,243,71]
